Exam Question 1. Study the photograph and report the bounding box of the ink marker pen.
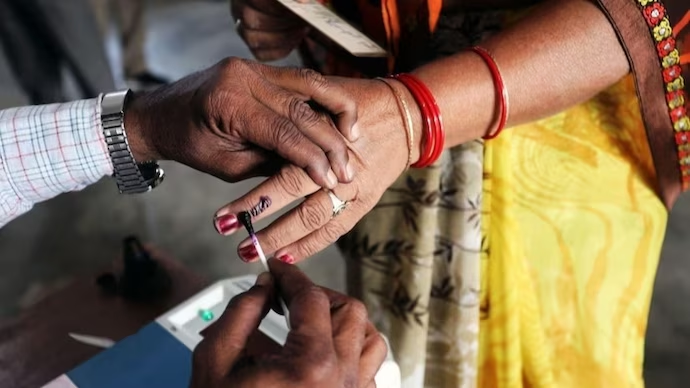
[238,211,291,330]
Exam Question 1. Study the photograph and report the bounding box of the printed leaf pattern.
[335,9,503,388]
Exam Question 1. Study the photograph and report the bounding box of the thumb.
[199,272,274,371]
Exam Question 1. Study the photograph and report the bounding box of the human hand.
[231,0,309,62]
[123,57,359,190]
[213,77,422,262]
[190,259,387,388]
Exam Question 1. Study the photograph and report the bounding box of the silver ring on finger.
[235,18,242,30]
[327,190,348,218]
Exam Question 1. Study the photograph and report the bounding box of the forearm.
[412,0,629,147]
[0,99,113,227]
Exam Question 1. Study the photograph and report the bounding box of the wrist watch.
[100,90,164,194]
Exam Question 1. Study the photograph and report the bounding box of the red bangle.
[400,75,445,164]
[392,73,445,168]
[395,75,436,167]
[470,46,509,140]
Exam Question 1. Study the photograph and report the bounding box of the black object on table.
[97,236,172,301]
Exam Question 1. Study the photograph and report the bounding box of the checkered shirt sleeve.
[0,98,113,227]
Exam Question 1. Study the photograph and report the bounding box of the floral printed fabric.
[338,12,502,388]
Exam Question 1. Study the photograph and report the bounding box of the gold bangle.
[376,77,414,170]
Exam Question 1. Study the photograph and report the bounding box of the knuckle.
[274,166,306,198]
[271,117,300,147]
[342,371,359,388]
[196,92,219,120]
[240,32,270,51]
[321,221,347,244]
[294,356,337,384]
[297,68,329,91]
[240,9,258,29]
[287,98,320,128]
[200,89,239,123]
[271,116,299,142]
[365,333,388,365]
[300,238,325,259]
[293,285,329,307]
[310,360,337,383]
[308,155,331,179]
[193,85,233,135]
[358,195,378,213]
[343,299,369,324]
[370,333,388,356]
[297,200,330,230]
[240,31,261,50]
[327,136,348,159]
[296,222,346,259]
[259,231,282,254]
[332,83,357,110]
[346,98,359,124]
[238,31,263,51]
[342,95,357,114]
[217,57,246,74]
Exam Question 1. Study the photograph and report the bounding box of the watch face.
[138,162,159,180]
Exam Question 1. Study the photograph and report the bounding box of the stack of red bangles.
[391,73,445,169]
[393,47,508,167]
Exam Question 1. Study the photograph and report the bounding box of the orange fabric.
[379,0,443,71]
[427,0,443,32]
[677,11,689,64]
[381,0,400,71]
[382,0,400,57]
[675,10,690,36]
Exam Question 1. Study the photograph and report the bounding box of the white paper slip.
[275,0,387,57]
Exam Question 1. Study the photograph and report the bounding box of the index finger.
[214,164,320,233]
[195,273,274,372]
[259,66,359,141]
[268,259,333,343]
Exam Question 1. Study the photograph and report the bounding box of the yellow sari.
[480,76,667,386]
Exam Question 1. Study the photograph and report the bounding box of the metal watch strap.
[101,90,163,194]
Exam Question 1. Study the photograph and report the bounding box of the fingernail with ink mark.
[214,214,238,235]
